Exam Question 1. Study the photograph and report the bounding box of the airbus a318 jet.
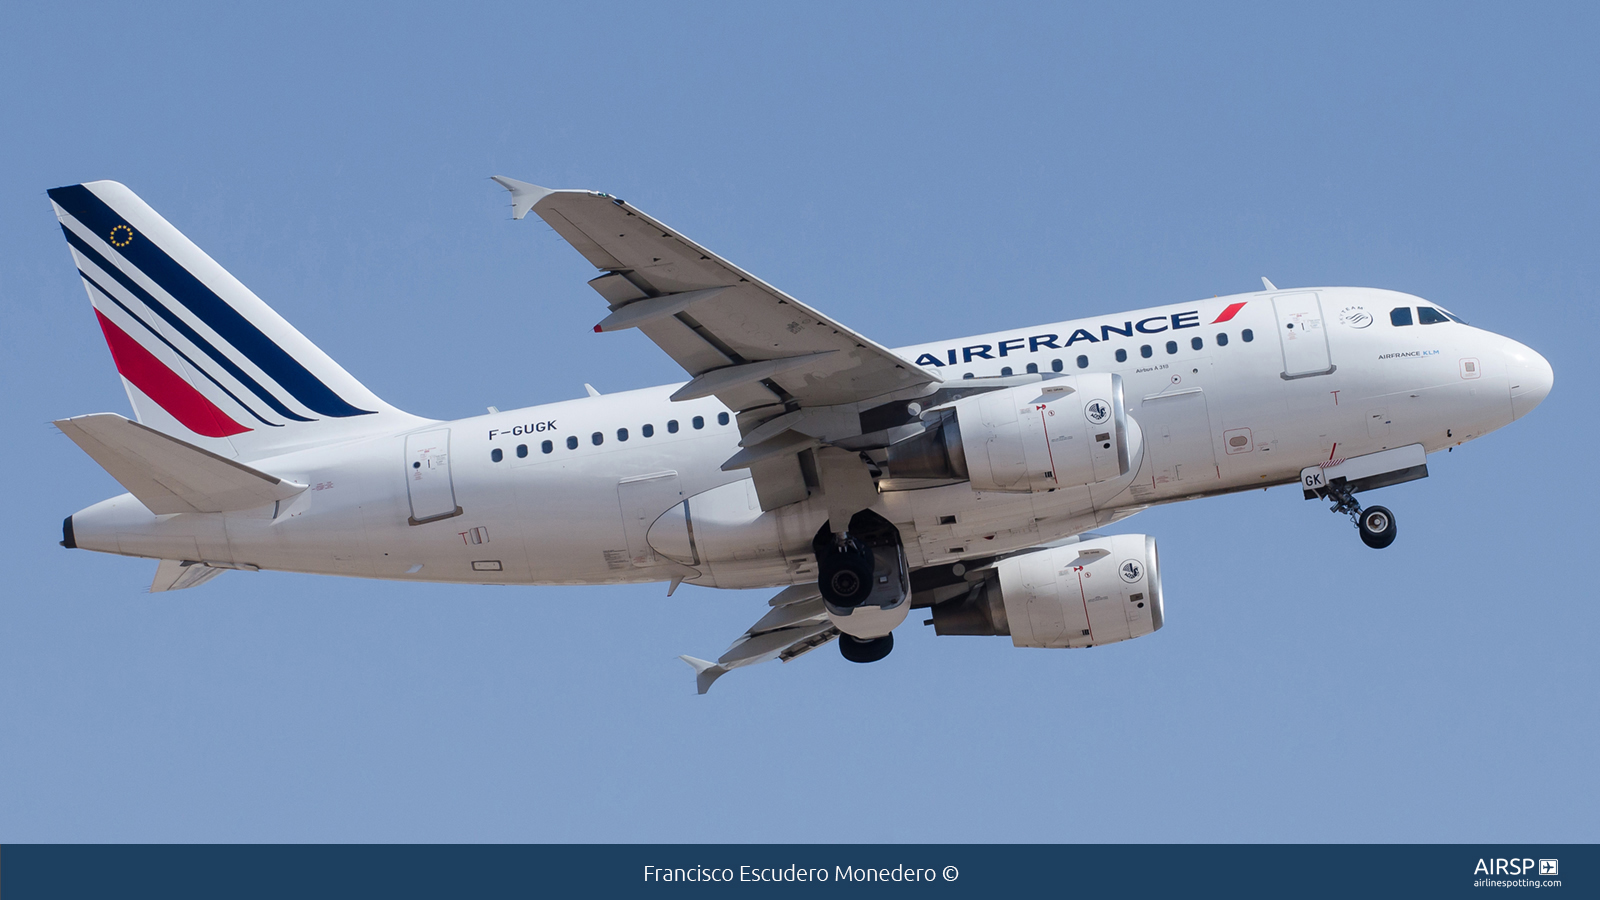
[48,179,1553,692]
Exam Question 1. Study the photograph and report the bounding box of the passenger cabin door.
[405,429,461,525]
[1272,292,1335,379]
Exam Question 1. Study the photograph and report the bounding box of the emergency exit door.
[406,429,461,525]
[1273,292,1335,379]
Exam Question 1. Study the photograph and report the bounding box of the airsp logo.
[1085,399,1111,425]
[1119,559,1143,583]
[1337,305,1373,328]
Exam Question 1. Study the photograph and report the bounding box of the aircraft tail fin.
[48,181,421,460]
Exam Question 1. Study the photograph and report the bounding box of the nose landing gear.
[1325,479,1398,549]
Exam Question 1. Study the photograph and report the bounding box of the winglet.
[1261,277,1278,291]
[490,176,556,220]
[679,655,728,694]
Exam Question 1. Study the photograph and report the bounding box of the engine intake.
[930,533,1163,648]
[887,373,1132,493]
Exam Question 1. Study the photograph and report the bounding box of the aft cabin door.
[1273,292,1335,379]
[406,429,461,525]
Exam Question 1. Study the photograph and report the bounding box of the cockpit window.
[1390,307,1413,327]
[1417,306,1450,325]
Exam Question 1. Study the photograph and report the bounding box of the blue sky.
[1,3,1595,842]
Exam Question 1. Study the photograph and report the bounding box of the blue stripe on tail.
[61,226,315,423]
[49,184,375,419]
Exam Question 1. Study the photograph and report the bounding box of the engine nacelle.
[887,373,1131,493]
[930,533,1163,648]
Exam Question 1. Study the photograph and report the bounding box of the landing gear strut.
[817,532,876,608]
[1325,479,1397,549]
[813,510,910,663]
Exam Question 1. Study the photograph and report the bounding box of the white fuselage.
[68,286,1548,590]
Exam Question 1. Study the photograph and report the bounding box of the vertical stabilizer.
[48,181,424,460]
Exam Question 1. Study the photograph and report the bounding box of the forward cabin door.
[618,471,685,567]
[1273,292,1335,378]
[406,429,461,525]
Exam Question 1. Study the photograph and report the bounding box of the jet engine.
[928,533,1163,648]
[886,373,1132,493]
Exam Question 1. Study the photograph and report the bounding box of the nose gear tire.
[1358,505,1397,549]
[839,632,894,663]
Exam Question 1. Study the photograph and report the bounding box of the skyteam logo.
[1338,305,1373,328]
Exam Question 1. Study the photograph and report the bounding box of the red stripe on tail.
[1212,301,1247,324]
[93,310,250,438]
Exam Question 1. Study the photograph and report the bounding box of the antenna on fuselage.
[1261,277,1278,291]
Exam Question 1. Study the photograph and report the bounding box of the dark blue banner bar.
[3,844,1593,898]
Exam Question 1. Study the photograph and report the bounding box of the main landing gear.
[1325,479,1398,549]
[813,510,910,663]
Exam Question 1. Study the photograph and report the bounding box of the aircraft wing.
[495,178,942,509]
[678,584,838,693]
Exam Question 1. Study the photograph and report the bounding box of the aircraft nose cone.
[1507,342,1553,420]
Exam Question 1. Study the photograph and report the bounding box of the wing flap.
[56,413,306,514]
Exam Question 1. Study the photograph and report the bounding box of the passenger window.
[667,420,679,433]
[1054,358,1066,372]
[566,436,578,450]
[1390,307,1413,327]
[541,440,553,454]
[1115,348,1127,363]
[717,412,730,426]
[1140,345,1152,359]
[591,432,603,446]
[1000,366,1013,376]
[516,444,528,458]
[1216,332,1229,346]
[1191,337,1203,351]
[1025,362,1038,374]
[642,424,654,438]
[617,428,628,441]
[962,372,975,379]
[491,448,503,463]
[1242,328,1254,342]
[692,416,704,430]
[1417,306,1449,325]
[1165,340,1178,355]
[1076,355,1088,369]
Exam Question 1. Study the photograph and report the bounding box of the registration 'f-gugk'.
[49,179,1554,692]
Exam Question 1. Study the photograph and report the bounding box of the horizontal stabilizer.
[150,559,227,592]
[55,413,306,515]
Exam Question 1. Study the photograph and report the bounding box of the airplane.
[47,179,1553,693]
